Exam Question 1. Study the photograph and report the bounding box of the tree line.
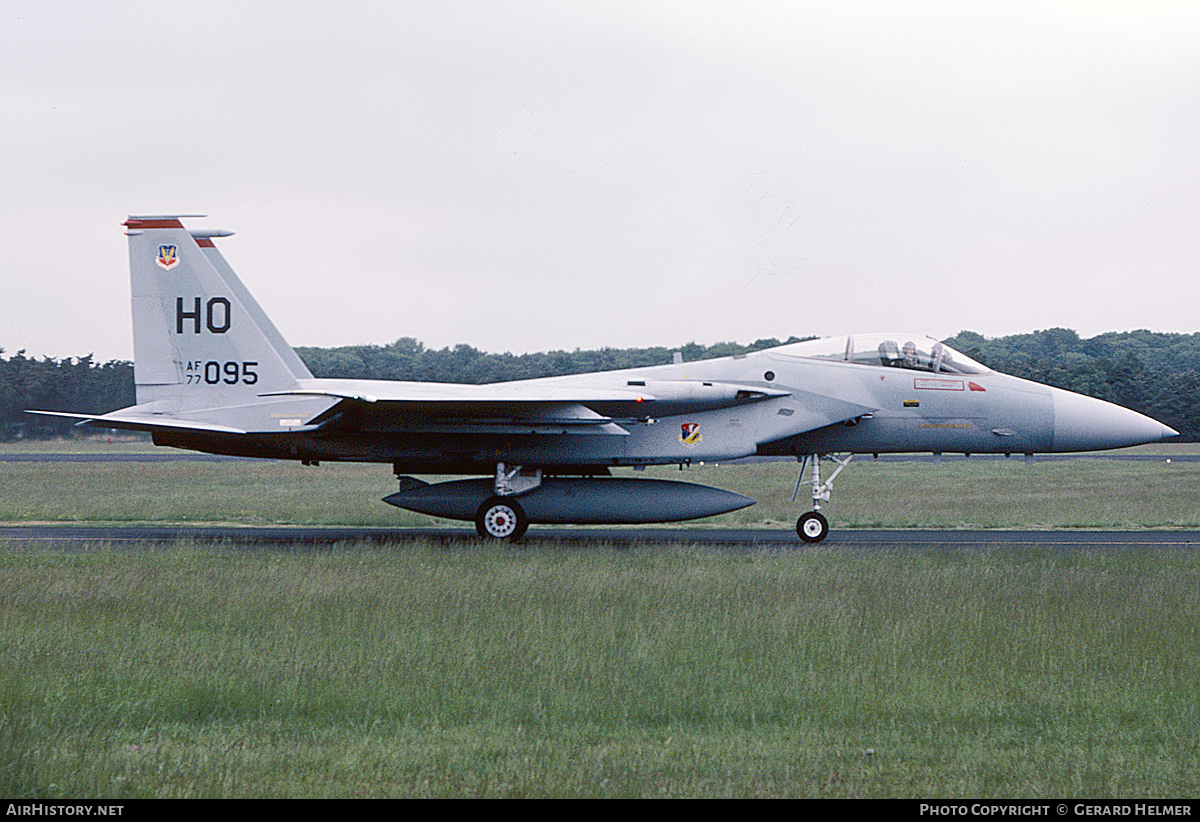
[291,336,807,387]
[5,328,1199,440]
[0,350,136,440]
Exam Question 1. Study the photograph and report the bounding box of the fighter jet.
[30,215,1180,542]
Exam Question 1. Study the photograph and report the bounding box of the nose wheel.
[796,510,829,543]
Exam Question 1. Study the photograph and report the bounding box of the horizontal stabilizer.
[25,409,248,435]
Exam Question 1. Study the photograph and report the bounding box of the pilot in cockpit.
[877,339,901,367]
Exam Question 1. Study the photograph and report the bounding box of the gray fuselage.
[153,343,1171,473]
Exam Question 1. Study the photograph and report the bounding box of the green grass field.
[2,441,1199,797]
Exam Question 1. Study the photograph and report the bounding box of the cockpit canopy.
[775,333,990,375]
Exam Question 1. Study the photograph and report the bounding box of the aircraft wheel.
[796,511,829,543]
[475,496,528,541]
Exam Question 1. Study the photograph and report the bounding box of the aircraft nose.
[1050,386,1179,452]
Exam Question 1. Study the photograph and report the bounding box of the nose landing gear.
[792,454,852,543]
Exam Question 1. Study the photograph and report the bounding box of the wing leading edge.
[264,378,804,436]
[30,379,874,440]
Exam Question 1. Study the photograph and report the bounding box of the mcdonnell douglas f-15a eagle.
[30,215,1180,542]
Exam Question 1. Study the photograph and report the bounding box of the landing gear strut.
[792,454,853,543]
[474,462,540,541]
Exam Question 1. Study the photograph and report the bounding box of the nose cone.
[1050,386,1179,452]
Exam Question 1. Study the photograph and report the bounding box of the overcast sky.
[3,1,1198,362]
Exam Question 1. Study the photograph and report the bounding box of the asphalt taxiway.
[0,524,1195,550]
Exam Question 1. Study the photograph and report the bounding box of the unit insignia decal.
[156,245,180,270]
[679,422,702,446]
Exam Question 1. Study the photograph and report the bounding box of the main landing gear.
[474,463,540,541]
[475,496,528,540]
[792,454,853,543]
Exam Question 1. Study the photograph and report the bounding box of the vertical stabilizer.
[124,215,313,411]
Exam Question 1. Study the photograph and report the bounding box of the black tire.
[474,496,528,541]
[796,511,829,543]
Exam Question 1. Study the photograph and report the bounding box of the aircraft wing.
[261,378,875,437]
[261,378,798,434]
[28,379,874,439]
